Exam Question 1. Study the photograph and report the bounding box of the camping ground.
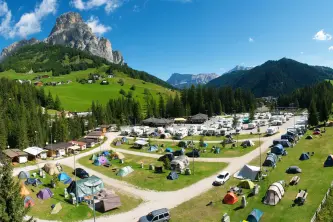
[112,138,262,158]
[79,152,227,191]
[21,165,142,221]
[170,127,333,222]
[183,134,261,141]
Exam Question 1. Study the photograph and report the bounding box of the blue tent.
[167,171,179,180]
[324,155,333,167]
[203,143,208,148]
[58,172,72,184]
[102,151,110,156]
[148,145,158,152]
[271,144,285,155]
[165,148,173,153]
[263,153,278,167]
[94,159,102,166]
[246,209,263,222]
[121,137,128,143]
[299,153,310,161]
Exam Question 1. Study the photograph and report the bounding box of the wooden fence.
[310,181,333,222]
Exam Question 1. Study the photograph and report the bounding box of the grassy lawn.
[79,152,227,191]
[0,69,175,111]
[113,139,262,158]
[170,127,333,222]
[24,165,142,221]
[183,133,262,141]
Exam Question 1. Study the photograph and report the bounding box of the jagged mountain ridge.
[1,12,123,64]
[225,65,252,74]
[207,58,333,97]
[167,73,219,88]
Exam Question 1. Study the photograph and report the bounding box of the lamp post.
[257,125,261,180]
[74,152,78,206]
[84,180,103,222]
[192,134,195,175]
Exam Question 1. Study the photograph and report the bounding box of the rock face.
[1,12,123,64]
[225,65,252,74]
[0,38,40,59]
[167,73,219,88]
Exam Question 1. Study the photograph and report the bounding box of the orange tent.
[20,184,30,197]
[223,192,238,204]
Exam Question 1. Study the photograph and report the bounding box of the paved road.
[17,117,301,222]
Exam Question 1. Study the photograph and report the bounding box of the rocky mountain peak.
[50,12,84,35]
[167,73,219,88]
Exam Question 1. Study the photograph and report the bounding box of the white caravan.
[266,126,278,135]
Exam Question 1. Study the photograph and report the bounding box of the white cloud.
[86,16,111,36]
[249,37,254,42]
[313,29,332,41]
[71,0,124,14]
[329,46,333,51]
[0,0,57,38]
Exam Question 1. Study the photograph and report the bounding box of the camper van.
[206,128,218,136]
[259,120,267,126]
[266,126,278,135]
[197,125,207,132]
[248,123,257,129]
[165,127,175,135]
[174,128,188,140]
[131,127,144,137]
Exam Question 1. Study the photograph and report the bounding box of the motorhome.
[259,120,267,126]
[266,126,278,135]
[197,125,207,132]
[206,128,218,136]
[131,126,144,137]
[174,128,188,140]
[248,123,257,129]
[165,127,175,135]
[156,127,165,134]
[271,120,282,126]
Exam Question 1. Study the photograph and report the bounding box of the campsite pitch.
[112,139,262,158]
[79,153,227,191]
[170,128,333,222]
[183,134,261,141]
[22,165,142,221]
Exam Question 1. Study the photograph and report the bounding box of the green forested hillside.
[0,43,173,89]
[207,58,333,97]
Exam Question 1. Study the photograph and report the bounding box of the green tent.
[51,203,62,214]
[238,180,255,189]
[67,175,104,198]
[90,154,97,161]
[117,166,134,177]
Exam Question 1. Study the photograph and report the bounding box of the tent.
[51,203,62,214]
[90,154,97,161]
[200,142,208,148]
[102,151,110,156]
[246,209,263,222]
[25,178,43,186]
[67,176,104,198]
[97,193,122,212]
[148,145,158,152]
[167,171,179,180]
[44,163,60,175]
[20,184,30,197]
[223,192,238,204]
[94,156,109,166]
[18,171,30,179]
[271,144,286,155]
[117,166,134,177]
[263,182,285,205]
[263,153,278,167]
[178,141,187,148]
[155,166,163,173]
[324,155,333,167]
[37,188,53,200]
[238,180,255,189]
[121,137,128,143]
[241,140,255,147]
[112,152,125,160]
[286,166,302,174]
[306,135,313,140]
[234,165,260,181]
[165,148,173,153]
[24,196,35,208]
[115,140,121,146]
[94,159,102,166]
[299,153,310,161]
[58,172,72,184]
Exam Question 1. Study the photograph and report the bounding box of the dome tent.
[299,153,310,161]
[117,166,134,177]
[324,155,333,167]
[263,182,285,206]
[18,171,30,179]
[246,209,263,222]
[44,163,60,175]
[223,192,238,204]
[263,153,278,167]
[238,180,255,189]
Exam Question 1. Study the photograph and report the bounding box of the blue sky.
[0,0,333,80]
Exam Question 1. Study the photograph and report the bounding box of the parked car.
[213,171,230,186]
[73,168,89,179]
[138,208,171,222]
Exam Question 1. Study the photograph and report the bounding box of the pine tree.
[17,113,29,150]
[173,94,183,117]
[158,95,166,118]
[0,159,32,222]
[54,95,62,110]
[166,96,174,118]
[308,98,318,126]
[319,99,329,123]
[249,107,255,121]
[46,91,54,109]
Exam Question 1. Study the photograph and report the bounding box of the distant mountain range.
[225,65,252,73]
[167,73,219,88]
[207,58,333,97]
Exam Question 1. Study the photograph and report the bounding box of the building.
[70,141,87,150]
[142,118,174,127]
[79,138,97,148]
[85,131,105,140]
[23,147,47,160]
[3,149,28,164]
[188,113,208,124]
[44,142,72,157]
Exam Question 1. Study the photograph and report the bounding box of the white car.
[213,171,230,185]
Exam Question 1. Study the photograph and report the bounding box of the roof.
[70,141,86,146]
[87,131,103,137]
[23,147,46,156]
[174,118,187,122]
[151,208,169,217]
[142,118,174,125]
[134,140,149,146]
[3,149,28,158]
[191,113,208,120]
[45,142,72,150]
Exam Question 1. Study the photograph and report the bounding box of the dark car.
[158,153,174,162]
[139,208,170,222]
[73,168,89,179]
[186,149,200,158]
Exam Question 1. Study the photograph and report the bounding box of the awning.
[134,140,149,146]
[174,118,187,122]
[23,147,46,156]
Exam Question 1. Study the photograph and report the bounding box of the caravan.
[174,128,188,140]
[248,123,257,129]
[259,120,267,126]
[266,126,278,135]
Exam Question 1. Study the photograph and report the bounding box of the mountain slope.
[225,65,252,74]
[167,73,219,88]
[207,58,333,97]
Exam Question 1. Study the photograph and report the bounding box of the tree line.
[277,81,333,126]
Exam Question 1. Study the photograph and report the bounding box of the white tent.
[263,182,285,206]
[134,140,149,148]
[234,164,260,181]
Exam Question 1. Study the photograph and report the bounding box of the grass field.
[183,134,261,141]
[113,139,262,158]
[170,127,333,222]
[79,152,227,191]
[0,69,175,111]
[24,165,142,221]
